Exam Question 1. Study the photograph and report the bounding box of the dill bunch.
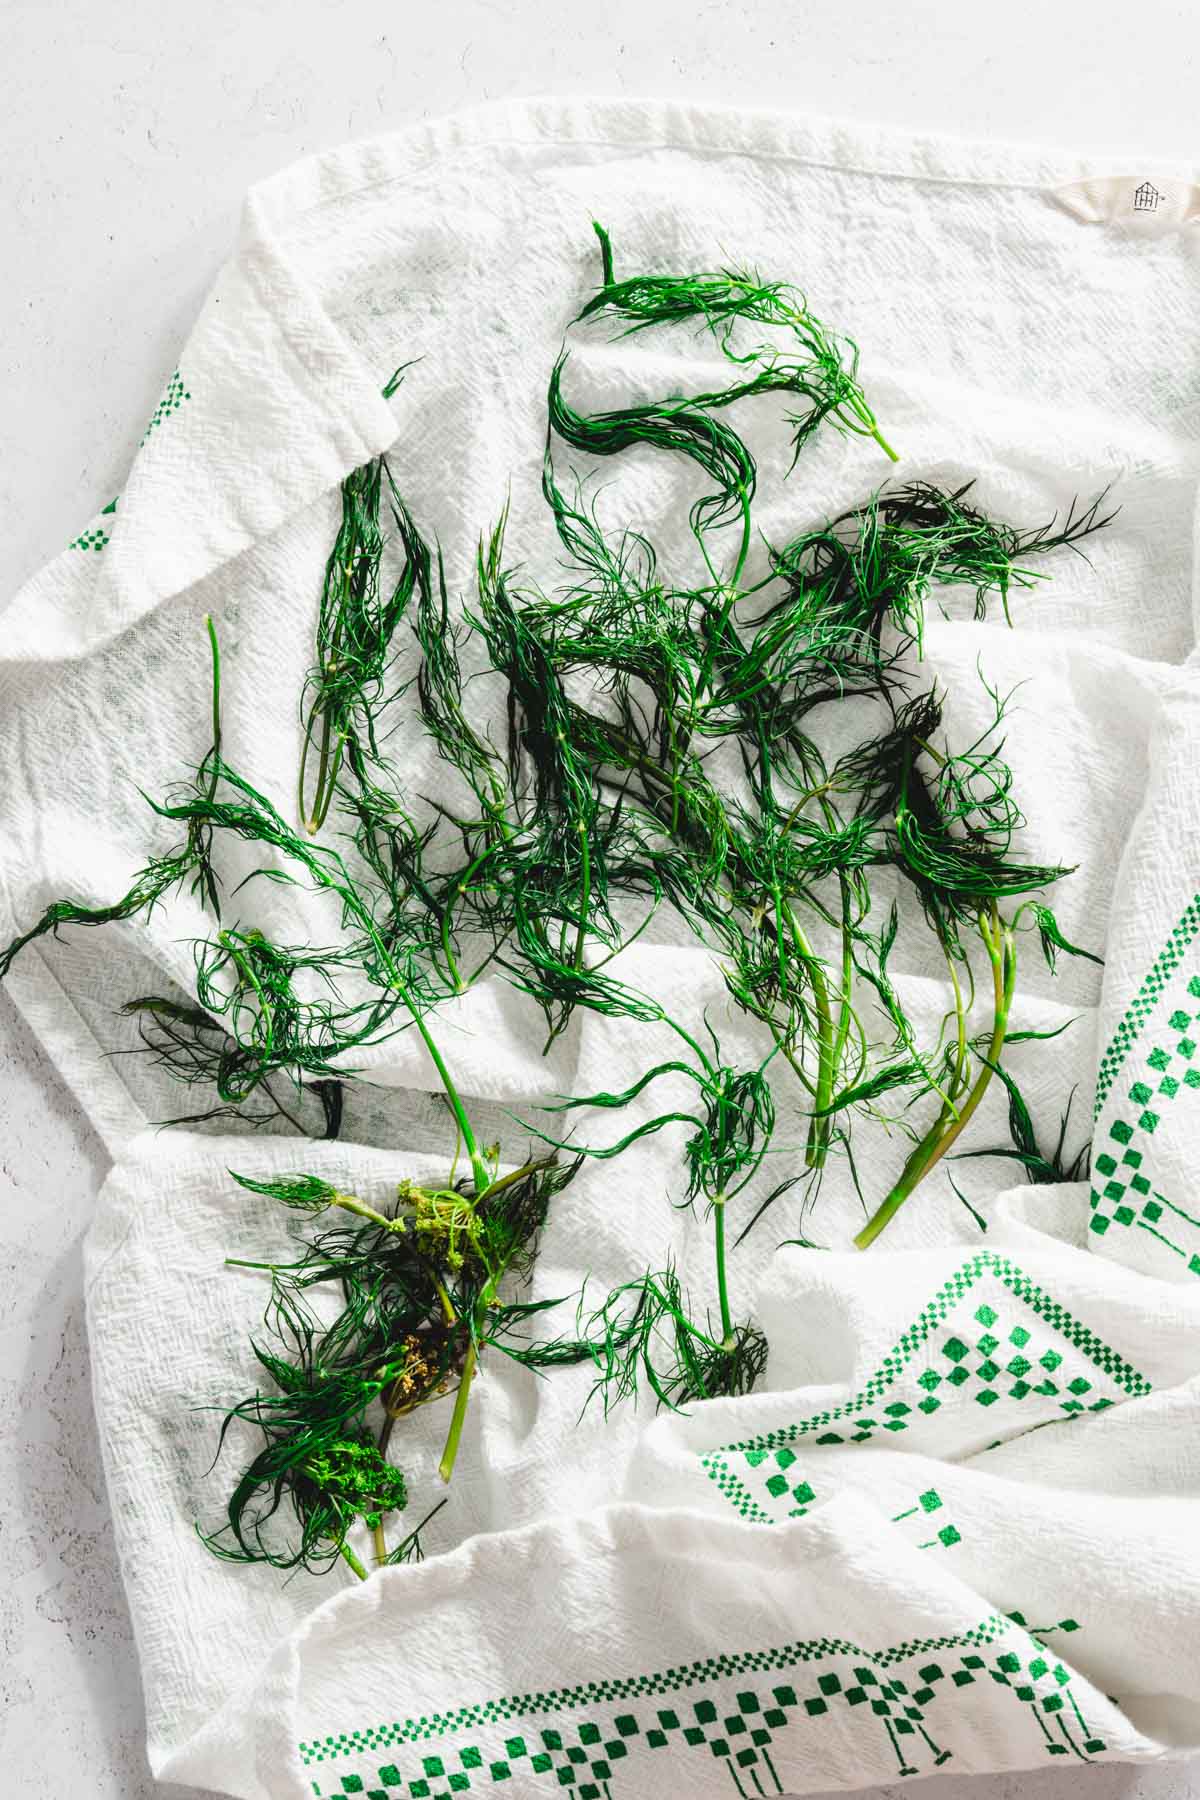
[0,220,1115,1581]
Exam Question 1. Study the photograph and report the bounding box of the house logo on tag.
[1053,173,1198,230]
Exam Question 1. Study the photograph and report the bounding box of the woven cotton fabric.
[1,97,1199,1799]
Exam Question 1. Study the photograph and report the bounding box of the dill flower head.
[301,1436,407,1531]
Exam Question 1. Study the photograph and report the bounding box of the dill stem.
[447,1118,463,1188]
[694,491,753,703]
[712,1193,734,1350]
[438,1336,477,1484]
[433,1158,559,1479]
[433,1161,542,1481]
[340,1542,368,1582]
[440,846,496,995]
[439,904,465,996]
[666,710,682,836]
[944,944,970,1108]
[298,698,337,835]
[203,614,221,796]
[855,905,1015,1249]
[784,905,835,1167]
[768,1023,818,1098]
[433,1275,457,1327]
[829,875,858,1083]
[407,1013,489,1197]
[218,934,276,1065]
[331,1191,407,1234]
[338,859,488,1194]
[572,823,591,973]
[870,425,900,464]
[834,392,900,463]
[477,1160,539,1203]
[327,868,487,1193]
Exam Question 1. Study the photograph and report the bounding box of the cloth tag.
[1053,174,1200,235]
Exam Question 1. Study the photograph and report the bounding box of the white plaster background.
[1,2,1197,1795]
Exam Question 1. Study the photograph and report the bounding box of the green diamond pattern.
[1093,896,1200,1114]
[708,1271,1131,1519]
[1090,946,1200,1270]
[301,1618,1106,1791]
[140,368,191,445]
[68,494,118,555]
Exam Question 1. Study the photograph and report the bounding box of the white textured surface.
[1,4,1198,1797]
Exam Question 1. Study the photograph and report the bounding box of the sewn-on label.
[1053,175,1200,235]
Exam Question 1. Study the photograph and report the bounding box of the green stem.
[768,1023,817,1097]
[829,874,862,1086]
[439,907,465,998]
[712,1193,734,1350]
[331,1190,408,1235]
[694,490,753,703]
[298,696,336,836]
[433,1274,457,1326]
[218,933,276,1065]
[204,614,221,794]
[438,1333,478,1483]
[943,941,970,1109]
[411,1015,489,1197]
[476,1160,539,1204]
[572,822,591,972]
[834,396,900,464]
[340,1541,368,1581]
[785,906,835,1167]
[439,845,496,996]
[855,907,1014,1249]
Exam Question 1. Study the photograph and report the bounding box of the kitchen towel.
[1,97,1199,1798]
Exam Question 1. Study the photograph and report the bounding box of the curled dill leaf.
[230,1171,339,1213]
[954,1067,1090,1187]
[576,220,898,465]
[298,453,421,835]
[541,1265,768,1413]
[203,1279,423,1579]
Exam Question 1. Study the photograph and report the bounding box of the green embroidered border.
[140,368,190,445]
[301,1613,1107,1790]
[68,495,119,554]
[700,1250,1148,1522]
[1089,964,1200,1269]
[67,367,189,553]
[298,1614,1011,1762]
[1093,895,1200,1118]
[709,1250,1149,1465]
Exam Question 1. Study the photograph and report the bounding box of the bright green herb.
[0,223,1112,1580]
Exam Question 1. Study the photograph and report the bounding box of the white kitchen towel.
[2,97,1199,1799]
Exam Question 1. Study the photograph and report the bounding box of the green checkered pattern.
[301,1616,1107,1796]
[711,1454,968,1546]
[1093,896,1200,1117]
[1090,960,1200,1273]
[68,495,118,554]
[699,1251,1147,1520]
[890,1486,962,1551]
[140,368,190,445]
